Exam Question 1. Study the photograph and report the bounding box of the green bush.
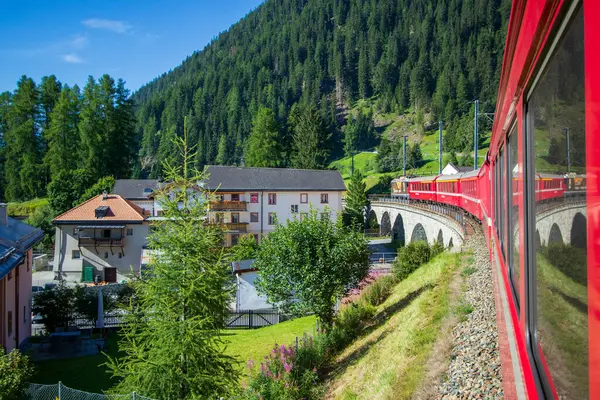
[0,349,34,400]
[430,240,445,259]
[393,241,431,280]
[361,275,398,307]
[539,243,587,286]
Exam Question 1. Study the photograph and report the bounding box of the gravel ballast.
[438,227,504,399]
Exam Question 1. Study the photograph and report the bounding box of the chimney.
[102,191,108,201]
[0,203,7,226]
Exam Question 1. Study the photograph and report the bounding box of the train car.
[436,174,462,207]
[458,169,482,219]
[390,176,409,199]
[486,1,596,398]
[407,175,438,202]
[535,173,566,202]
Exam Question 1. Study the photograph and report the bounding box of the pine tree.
[244,107,283,167]
[291,105,331,169]
[357,37,370,99]
[107,122,239,399]
[343,169,369,229]
[4,76,41,200]
[79,76,103,179]
[215,135,228,165]
[45,85,80,179]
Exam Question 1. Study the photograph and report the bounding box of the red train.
[390,1,596,398]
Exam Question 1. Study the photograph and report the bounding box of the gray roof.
[447,163,473,173]
[0,217,44,280]
[113,179,161,199]
[204,166,346,191]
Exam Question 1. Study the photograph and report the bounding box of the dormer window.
[95,206,109,219]
[143,188,153,196]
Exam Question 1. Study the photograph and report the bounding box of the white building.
[52,193,150,283]
[203,166,346,247]
[441,162,473,175]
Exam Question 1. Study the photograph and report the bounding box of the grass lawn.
[224,315,317,374]
[326,252,462,399]
[33,333,120,393]
[32,316,317,393]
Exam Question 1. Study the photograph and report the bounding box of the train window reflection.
[508,130,520,303]
[528,7,587,398]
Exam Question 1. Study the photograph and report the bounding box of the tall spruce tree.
[244,107,283,167]
[45,85,81,179]
[343,170,369,229]
[107,121,238,399]
[291,105,331,169]
[4,76,41,200]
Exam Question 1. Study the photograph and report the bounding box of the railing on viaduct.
[368,195,469,235]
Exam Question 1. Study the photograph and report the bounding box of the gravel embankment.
[439,228,504,399]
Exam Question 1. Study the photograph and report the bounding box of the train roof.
[391,176,409,182]
[408,175,438,183]
[436,174,462,182]
[460,168,481,179]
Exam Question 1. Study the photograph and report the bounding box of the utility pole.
[564,127,571,173]
[474,99,479,170]
[439,120,443,175]
[403,136,408,176]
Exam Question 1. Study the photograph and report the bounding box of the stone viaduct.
[534,200,587,249]
[368,200,466,251]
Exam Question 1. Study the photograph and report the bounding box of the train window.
[507,128,520,304]
[526,5,586,398]
[498,148,505,257]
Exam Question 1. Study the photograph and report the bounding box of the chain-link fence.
[25,382,154,400]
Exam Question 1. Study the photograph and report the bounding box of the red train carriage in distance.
[386,1,597,397]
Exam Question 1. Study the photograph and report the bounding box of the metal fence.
[226,309,284,329]
[25,382,154,400]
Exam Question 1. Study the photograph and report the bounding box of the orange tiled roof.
[53,194,146,223]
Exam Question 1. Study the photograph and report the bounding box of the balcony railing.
[78,237,124,247]
[208,222,248,233]
[210,201,247,211]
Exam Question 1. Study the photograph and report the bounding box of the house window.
[268,193,276,205]
[7,311,12,337]
[320,193,329,204]
[231,213,240,223]
[250,193,259,203]
[268,213,277,225]
[300,193,308,203]
[72,250,81,260]
[104,252,109,259]
[250,212,259,223]
[231,194,240,202]
[102,229,111,238]
[291,205,298,213]
[231,234,239,246]
[126,228,133,236]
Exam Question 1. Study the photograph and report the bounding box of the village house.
[0,203,44,352]
[203,165,346,247]
[52,193,150,283]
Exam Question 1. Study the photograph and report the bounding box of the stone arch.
[392,214,406,246]
[548,223,564,245]
[411,223,428,243]
[535,230,542,249]
[437,229,444,245]
[367,210,379,229]
[570,212,587,249]
[380,212,391,236]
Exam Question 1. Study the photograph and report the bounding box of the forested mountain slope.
[133,0,511,178]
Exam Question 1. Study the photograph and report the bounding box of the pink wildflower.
[283,360,293,373]
[313,367,317,373]
[246,359,255,370]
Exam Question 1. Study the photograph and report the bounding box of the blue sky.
[0,0,264,93]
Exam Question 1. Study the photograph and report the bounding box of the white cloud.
[62,53,84,64]
[82,18,132,34]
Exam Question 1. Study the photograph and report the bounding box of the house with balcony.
[52,193,149,283]
[203,166,346,247]
[0,203,44,352]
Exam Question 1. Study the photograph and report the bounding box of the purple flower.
[260,363,266,374]
[246,359,255,370]
[283,360,293,373]
[313,367,317,373]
